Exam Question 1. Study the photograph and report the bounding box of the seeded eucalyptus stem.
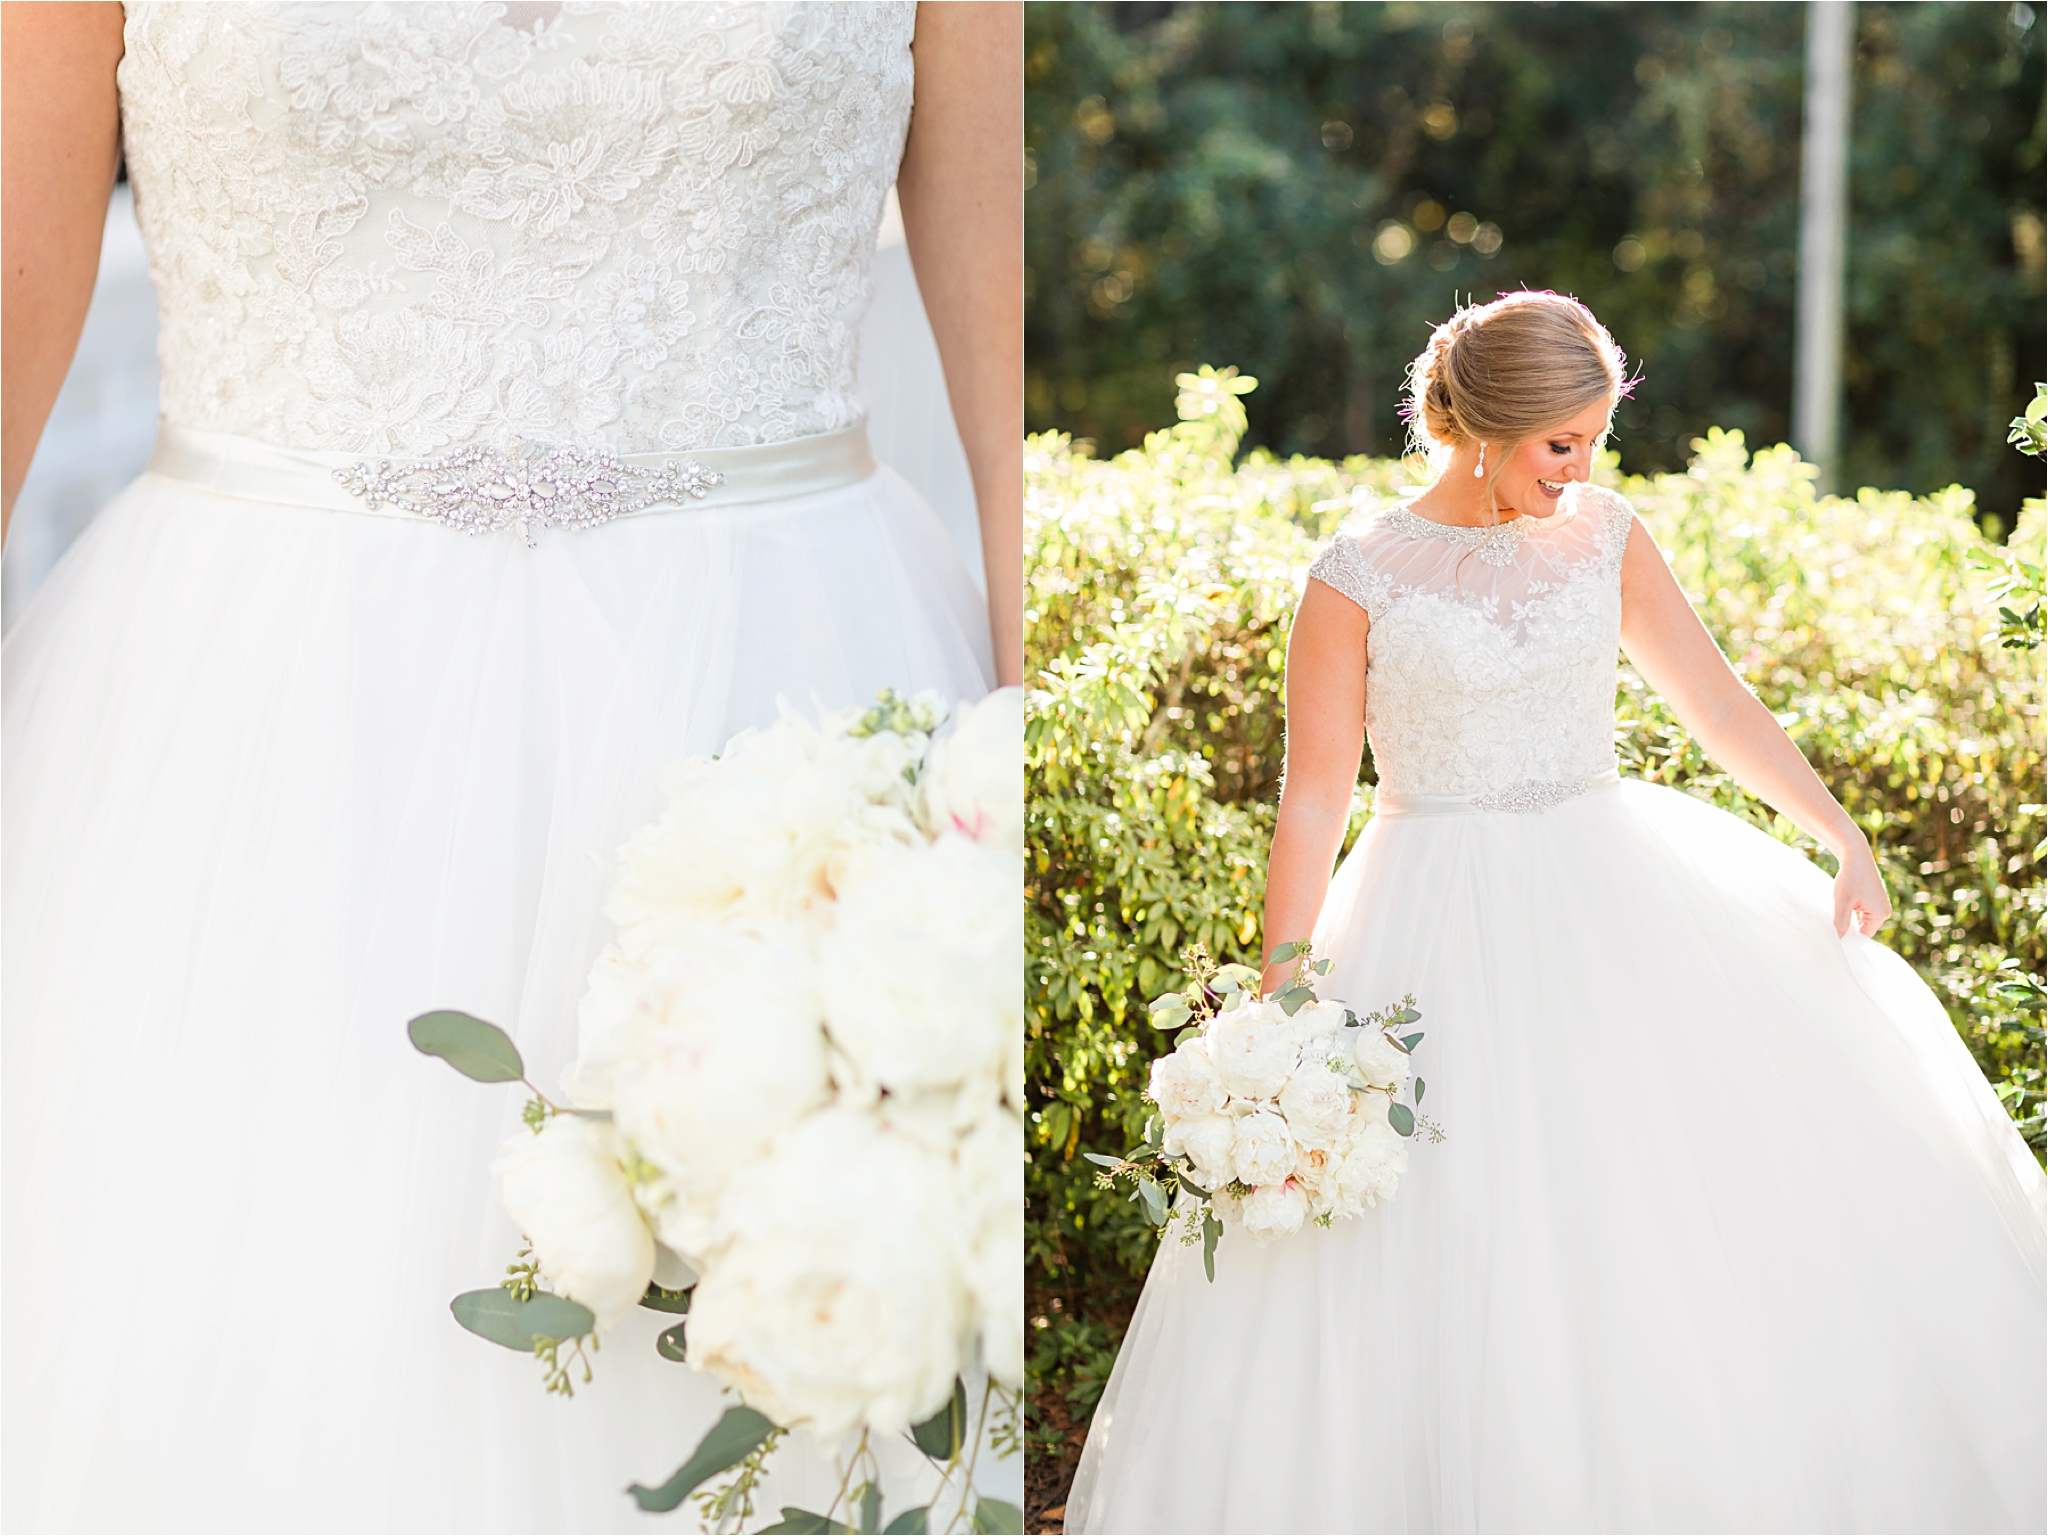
[947,1379,998,1531]
[823,1429,872,1525]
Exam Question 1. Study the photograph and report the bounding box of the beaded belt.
[1374,768,1623,818]
[146,419,877,544]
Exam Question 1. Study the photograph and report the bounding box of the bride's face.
[1493,396,1612,516]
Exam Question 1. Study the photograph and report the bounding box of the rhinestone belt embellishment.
[334,444,725,544]
[1470,777,1599,814]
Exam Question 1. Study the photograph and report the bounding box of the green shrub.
[1023,368,2046,1491]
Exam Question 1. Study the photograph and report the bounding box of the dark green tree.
[1024,1,2045,525]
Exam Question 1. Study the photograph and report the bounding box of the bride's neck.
[1408,476,1525,528]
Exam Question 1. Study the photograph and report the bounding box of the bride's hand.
[1832,842,1892,937]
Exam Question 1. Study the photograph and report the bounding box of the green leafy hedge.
[1022,368,2045,1510]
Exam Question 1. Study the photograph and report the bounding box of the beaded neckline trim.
[1382,501,1578,567]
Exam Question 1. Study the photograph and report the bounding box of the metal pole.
[1794,0,1855,493]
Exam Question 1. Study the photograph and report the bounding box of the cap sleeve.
[1306,531,1391,620]
[1574,483,1639,579]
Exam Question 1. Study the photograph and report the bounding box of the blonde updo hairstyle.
[1405,291,1631,509]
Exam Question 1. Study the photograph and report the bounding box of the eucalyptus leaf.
[760,1509,854,1534]
[1081,1152,1121,1170]
[1202,1210,1222,1283]
[1313,959,1334,975]
[1389,1103,1416,1138]
[518,1293,595,1342]
[1213,963,1260,992]
[655,1323,688,1362]
[1268,939,1306,963]
[861,1483,882,1534]
[1399,1007,1421,1024]
[1173,1025,1200,1047]
[627,1405,778,1512]
[448,1289,538,1352]
[1414,1078,1426,1104]
[1400,1031,1425,1053]
[1143,1115,1160,1147]
[882,1508,929,1534]
[1138,1176,1168,1226]
[1181,1177,1211,1199]
[640,1283,693,1315]
[973,1497,1025,1534]
[910,1378,968,1460]
[408,1010,524,1083]
[1149,999,1191,1029]
[1276,985,1313,1016]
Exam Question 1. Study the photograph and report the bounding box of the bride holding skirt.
[2,3,1020,1530]
[1068,294,2045,1534]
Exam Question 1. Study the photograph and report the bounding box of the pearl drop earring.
[1473,443,1486,478]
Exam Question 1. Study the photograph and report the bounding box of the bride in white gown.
[1067,293,2046,1534]
[1,3,1019,1531]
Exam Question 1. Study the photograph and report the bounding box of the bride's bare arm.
[897,1,1023,688]
[1260,580,1370,996]
[1618,517,1892,936]
[1,1,125,537]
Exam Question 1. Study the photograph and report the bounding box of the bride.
[2,3,1018,1531]
[1067,293,2046,1533]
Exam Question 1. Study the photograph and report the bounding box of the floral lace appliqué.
[117,2,916,457]
[1307,486,1639,799]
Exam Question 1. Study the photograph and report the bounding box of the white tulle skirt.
[2,461,995,1532]
[1068,780,2047,1535]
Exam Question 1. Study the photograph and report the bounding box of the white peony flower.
[605,705,923,956]
[1336,1121,1410,1211]
[1289,1145,1338,1202]
[685,1107,969,1442]
[956,1108,1024,1389]
[1292,999,1350,1040]
[1239,1180,1309,1245]
[1148,1036,1227,1122]
[607,930,832,1260]
[922,687,1023,851]
[1209,1004,1300,1102]
[559,941,645,1109]
[1230,1109,1297,1187]
[818,835,1022,1110]
[1276,1062,1357,1151]
[495,1113,656,1330]
[1162,1111,1236,1189]
[1350,1027,1413,1092]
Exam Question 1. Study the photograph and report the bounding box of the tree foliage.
[1025,1,2046,524]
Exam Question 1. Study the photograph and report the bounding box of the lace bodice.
[1307,484,1638,798]
[116,1,914,456]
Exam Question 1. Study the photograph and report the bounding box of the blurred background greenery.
[1024,0,2046,529]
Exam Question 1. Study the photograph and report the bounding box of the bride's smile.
[1409,393,1610,528]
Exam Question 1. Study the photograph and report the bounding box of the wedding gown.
[1068,488,2047,1534]
[2,4,998,1531]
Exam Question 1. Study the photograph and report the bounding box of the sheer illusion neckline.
[1380,497,1579,566]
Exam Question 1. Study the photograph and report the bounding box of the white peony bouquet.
[1090,942,1438,1279]
[410,689,1024,1534]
